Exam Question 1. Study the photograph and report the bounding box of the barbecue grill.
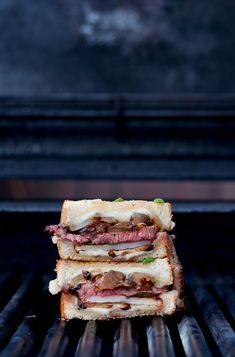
[1,0,235,353]
[0,95,235,356]
[0,232,234,357]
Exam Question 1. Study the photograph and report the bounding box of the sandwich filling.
[63,269,170,310]
[45,213,158,245]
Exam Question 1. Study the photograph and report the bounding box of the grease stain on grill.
[0,272,234,356]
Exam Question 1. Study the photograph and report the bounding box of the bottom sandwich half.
[49,247,184,320]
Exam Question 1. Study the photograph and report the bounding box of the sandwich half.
[49,258,182,320]
[46,199,175,262]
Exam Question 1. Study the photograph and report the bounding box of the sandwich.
[46,199,184,320]
[46,199,174,262]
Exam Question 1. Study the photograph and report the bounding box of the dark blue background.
[0,0,235,95]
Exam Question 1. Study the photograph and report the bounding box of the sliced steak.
[77,283,168,302]
[45,224,158,244]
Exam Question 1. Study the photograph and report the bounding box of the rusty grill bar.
[0,272,233,356]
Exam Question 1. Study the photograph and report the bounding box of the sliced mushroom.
[77,225,96,234]
[127,272,154,290]
[100,217,118,224]
[94,270,125,290]
[92,221,107,234]
[108,250,116,258]
[108,222,131,233]
[68,274,85,287]
[130,213,153,226]
[76,217,108,234]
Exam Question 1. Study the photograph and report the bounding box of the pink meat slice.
[46,225,157,244]
[77,284,168,302]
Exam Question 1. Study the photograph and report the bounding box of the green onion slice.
[142,257,156,264]
[153,198,165,203]
[114,197,124,202]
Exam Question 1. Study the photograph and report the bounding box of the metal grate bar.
[178,313,212,357]
[0,272,16,311]
[0,285,56,357]
[38,319,68,357]
[113,320,138,357]
[75,321,101,357]
[0,314,37,357]
[0,273,234,356]
[147,317,175,357]
[214,284,235,323]
[193,286,235,357]
[0,273,38,348]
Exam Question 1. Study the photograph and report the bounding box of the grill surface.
[0,271,234,357]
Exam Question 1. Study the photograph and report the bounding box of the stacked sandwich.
[46,199,184,320]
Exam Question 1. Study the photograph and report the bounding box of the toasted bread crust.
[167,236,185,309]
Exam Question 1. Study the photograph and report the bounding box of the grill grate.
[0,272,234,356]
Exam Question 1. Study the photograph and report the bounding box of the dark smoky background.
[0,0,235,95]
[0,0,235,200]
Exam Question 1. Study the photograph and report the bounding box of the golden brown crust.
[60,291,77,318]
[166,236,185,310]
[60,289,65,317]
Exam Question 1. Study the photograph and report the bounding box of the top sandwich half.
[46,199,175,262]
[61,199,174,232]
